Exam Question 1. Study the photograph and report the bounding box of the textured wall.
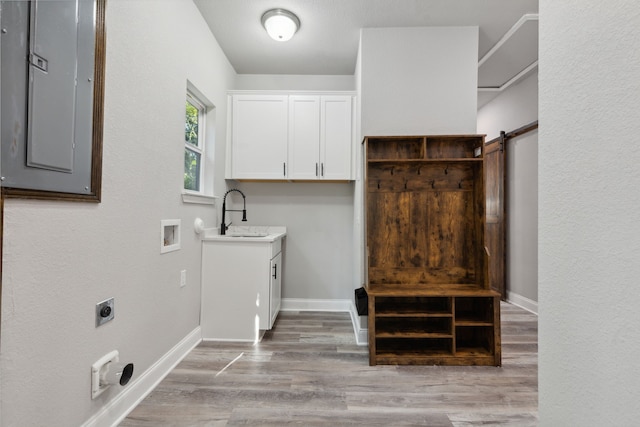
[539,1,640,425]
[230,182,355,300]
[235,74,355,91]
[0,1,235,425]
[360,26,478,136]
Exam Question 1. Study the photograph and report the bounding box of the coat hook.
[458,180,462,189]
[390,167,394,175]
[444,166,448,175]
[417,166,421,175]
[431,180,435,189]
[404,180,408,190]
[377,180,381,189]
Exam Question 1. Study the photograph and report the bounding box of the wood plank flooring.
[121,302,537,426]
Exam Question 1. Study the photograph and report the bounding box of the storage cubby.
[455,326,494,355]
[375,338,453,358]
[426,136,484,159]
[364,135,501,366]
[376,317,452,336]
[366,136,425,160]
[375,296,451,316]
[455,297,494,324]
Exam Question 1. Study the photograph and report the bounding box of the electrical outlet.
[180,270,187,288]
[96,298,114,327]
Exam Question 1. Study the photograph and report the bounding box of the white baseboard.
[506,291,538,315]
[350,307,369,346]
[281,298,368,346]
[281,298,352,312]
[82,327,202,427]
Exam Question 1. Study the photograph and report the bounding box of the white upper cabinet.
[288,96,321,180]
[228,92,354,181]
[320,96,353,180]
[230,94,288,180]
[288,95,353,180]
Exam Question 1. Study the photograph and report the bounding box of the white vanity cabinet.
[201,231,285,341]
[226,91,355,181]
[269,250,282,328]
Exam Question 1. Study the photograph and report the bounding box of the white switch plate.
[180,270,186,287]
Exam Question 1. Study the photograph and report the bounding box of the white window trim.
[181,191,217,205]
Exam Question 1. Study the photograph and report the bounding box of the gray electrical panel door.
[1,0,97,194]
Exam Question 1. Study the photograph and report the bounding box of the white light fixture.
[261,9,300,42]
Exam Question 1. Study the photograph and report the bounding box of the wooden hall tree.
[363,135,501,366]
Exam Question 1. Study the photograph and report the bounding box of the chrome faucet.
[220,189,247,235]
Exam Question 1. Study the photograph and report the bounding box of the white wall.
[235,74,355,91]
[360,27,478,136]
[0,1,235,425]
[229,182,355,300]
[539,2,640,425]
[477,71,538,141]
[478,71,538,307]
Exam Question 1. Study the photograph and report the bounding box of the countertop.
[202,225,287,242]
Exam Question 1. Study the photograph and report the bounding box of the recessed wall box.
[161,219,181,253]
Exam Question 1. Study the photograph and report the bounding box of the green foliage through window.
[185,101,199,146]
[184,149,200,191]
[184,94,204,192]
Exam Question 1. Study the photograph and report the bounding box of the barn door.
[485,132,506,297]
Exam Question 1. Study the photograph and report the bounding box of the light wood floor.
[121,303,537,426]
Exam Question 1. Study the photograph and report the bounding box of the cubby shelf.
[364,135,501,366]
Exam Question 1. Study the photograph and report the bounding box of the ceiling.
[194,0,538,107]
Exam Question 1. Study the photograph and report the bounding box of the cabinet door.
[269,252,282,329]
[320,96,353,180]
[288,96,320,180]
[231,95,288,179]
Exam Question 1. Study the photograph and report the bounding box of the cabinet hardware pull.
[316,163,318,176]
[283,162,286,176]
[272,264,277,279]
[321,163,324,177]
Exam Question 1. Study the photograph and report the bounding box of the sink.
[227,232,269,237]
[202,226,285,241]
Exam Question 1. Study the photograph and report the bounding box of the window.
[184,92,206,193]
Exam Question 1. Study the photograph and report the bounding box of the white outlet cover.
[91,350,119,399]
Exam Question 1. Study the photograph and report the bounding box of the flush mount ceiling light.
[261,8,300,42]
